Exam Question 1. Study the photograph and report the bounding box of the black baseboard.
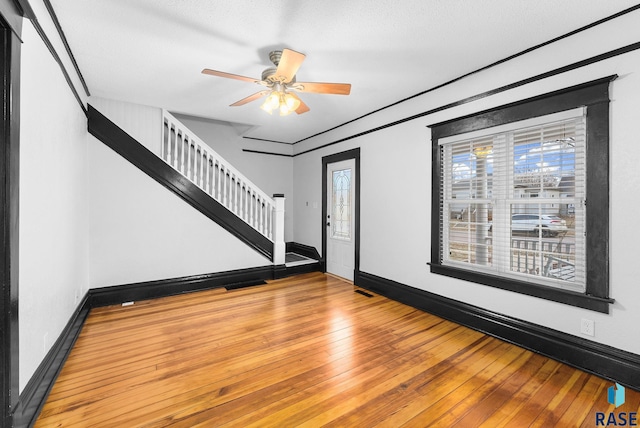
[90,265,275,307]
[224,280,267,291]
[355,270,640,391]
[280,261,323,278]
[286,242,321,260]
[273,264,288,279]
[12,293,91,428]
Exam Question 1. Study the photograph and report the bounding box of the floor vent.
[354,289,374,298]
[224,280,267,291]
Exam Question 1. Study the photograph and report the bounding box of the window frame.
[429,76,616,313]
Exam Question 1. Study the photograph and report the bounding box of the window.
[430,77,615,313]
[331,168,352,240]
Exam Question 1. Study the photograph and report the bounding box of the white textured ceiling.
[50,0,638,143]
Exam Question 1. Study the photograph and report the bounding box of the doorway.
[322,148,360,281]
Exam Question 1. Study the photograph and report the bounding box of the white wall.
[172,113,295,241]
[293,10,640,355]
[19,21,90,391]
[87,135,270,288]
[89,96,162,153]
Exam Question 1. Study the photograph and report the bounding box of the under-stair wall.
[87,105,273,288]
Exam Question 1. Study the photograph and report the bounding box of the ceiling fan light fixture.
[260,90,301,116]
[284,92,300,111]
[260,103,273,115]
[279,104,293,116]
[260,91,281,114]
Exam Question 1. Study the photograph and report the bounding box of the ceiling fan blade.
[275,49,306,83]
[230,90,270,106]
[289,93,310,114]
[202,68,259,84]
[294,82,351,95]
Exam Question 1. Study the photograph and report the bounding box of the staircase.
[162,112,276,239]
[87,105,286,264]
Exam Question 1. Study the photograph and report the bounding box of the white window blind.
[440,110,586,291]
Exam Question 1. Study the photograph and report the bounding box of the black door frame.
[321,147,360,279]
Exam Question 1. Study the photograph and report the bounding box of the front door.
[326,159,356,280]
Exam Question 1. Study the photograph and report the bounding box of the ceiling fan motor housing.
[262,66,296,84]
[261,67,277,82]
[268,50,282,66]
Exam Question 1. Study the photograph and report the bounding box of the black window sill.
[429,263,614,313]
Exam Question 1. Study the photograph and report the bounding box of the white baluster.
[208,157,214,195]
[219,165,224,205]
[167,124,173,166]
[188,139,194,180]
[203,152,209,190]
[228,173,233,209]
[203,153,209,193]
[171,125,177,168]
[223,169,229,207]
[178,132,185,175]
[193,145,199,185]
[253,192,258,227]
[237,181,241,217]
[215,161,221,202]
[241,183,246,220]
[198,146,204,188]
[258,197,264,234]
[248,189,254,226]
[162,119,168,161]
[219,162,224,203]
[267,203,272,239]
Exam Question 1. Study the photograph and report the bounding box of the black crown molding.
[247,41,640,159]
[41,0,90,97]
[290,5,640,148]
[28,9,87,116]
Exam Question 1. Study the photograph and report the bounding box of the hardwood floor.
[36,272,638,427]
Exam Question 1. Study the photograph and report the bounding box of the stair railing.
[161,110,278,245]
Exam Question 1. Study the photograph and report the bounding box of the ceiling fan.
[202,48,351,116]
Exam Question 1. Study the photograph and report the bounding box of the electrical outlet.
[581,318,595,336]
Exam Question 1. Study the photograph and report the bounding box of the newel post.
[272,194,286,265]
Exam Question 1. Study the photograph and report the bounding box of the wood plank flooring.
[35,272,639,427]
